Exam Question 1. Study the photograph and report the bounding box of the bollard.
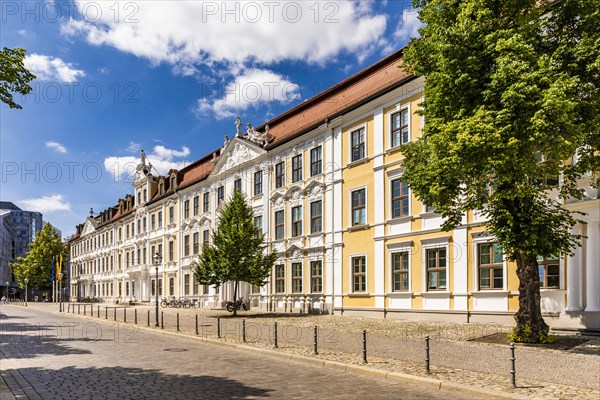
[97,305,100,318]
[147,310,150,327]
[242,319,246,343]
[362,330,368,364]
[105,307,108,319]
[177,313,180,331]
[217,317,221,338]
[195,314,199,335]
[509,342,516,389]
[68,303,71,313]
[274,322,278,348]
[425,335,430,374]
[135,309,138,324]
[161,311,164,329]
[78,304,81,314]
[113,307,116,321]
[314,325,318,355]
[124,308,127,323]
[84,304,86,316]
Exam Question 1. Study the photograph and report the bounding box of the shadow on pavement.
[0,321,95,359]
[4,366,272,399]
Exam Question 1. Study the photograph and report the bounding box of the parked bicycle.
[160,297,201,308]
[226,298,248,313]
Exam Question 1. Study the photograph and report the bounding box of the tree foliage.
[0,47,36,109]
[402,0,599,342]
[11,223,68,290]
[193,190,277,309]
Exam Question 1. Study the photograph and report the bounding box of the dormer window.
[159,181,164,195]
[143,189,147,202]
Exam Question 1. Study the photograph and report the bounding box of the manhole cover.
[164,348,188,352]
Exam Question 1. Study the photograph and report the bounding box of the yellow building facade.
[69,49,600,330]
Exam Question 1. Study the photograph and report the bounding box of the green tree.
[401,0,599,342]
[11,223,68,291]
[0,47,36,109]
[193,190,277,315]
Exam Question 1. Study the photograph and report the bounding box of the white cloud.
[60,1,387,69]
[16,29,27,37]
[394,8,423,43]
[24,54,86,83]
[45,141,67,154]
[19,194,72,213]
[198,68,300,119]
[104,145,190,181]
[126,141,141,153]
[153,145,190,160]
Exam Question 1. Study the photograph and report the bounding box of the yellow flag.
[57,254,62,277]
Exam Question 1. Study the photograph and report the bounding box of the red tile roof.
[259,47,412,147]
[72,48,413,238]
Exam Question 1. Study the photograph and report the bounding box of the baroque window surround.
[348,185,368,229]
[348,253,369,296]
[387,102,411,151]
[387,241,413,296]
[420,237,450,294]
[348,122,368,166]
[470,233,508,294]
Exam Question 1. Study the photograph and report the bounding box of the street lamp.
[152,252,162,327]
[58,272,63,312]
[24,278,28,307]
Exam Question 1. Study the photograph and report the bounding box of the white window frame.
[348,123,368,163]
[472,235,508,292]
[274,209,286,240]
[386,169,411,221]
[388,103,411,149]
[309,146,323,177]
[274,263,286,294]
[349,185,368,227]
[349,253,368,294]
[421,239,450,293]
[290,260,304,294]
[387,241,413,293]
[290,205,303,237]
[309,259,324,294]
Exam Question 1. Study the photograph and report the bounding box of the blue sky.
[1,0,421,237]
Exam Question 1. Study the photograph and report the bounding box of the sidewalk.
[14,302,600,400]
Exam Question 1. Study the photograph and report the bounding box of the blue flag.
[51,257,56,281]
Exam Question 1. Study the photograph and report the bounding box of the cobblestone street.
[1,305,483,400]
[49,302,600,399]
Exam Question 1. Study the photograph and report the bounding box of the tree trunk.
[514,252,549,342]
[232,280,239,317]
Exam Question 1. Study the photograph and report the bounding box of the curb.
[34,307,529,400]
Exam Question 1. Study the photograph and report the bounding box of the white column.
[585,222,600,311]
[566,225,583,311]
[331,126,343,310]
[452,227,468,310]
[373,107,385,309]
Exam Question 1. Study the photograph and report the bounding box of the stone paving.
[12,302,600,399]
[1,305,480,400]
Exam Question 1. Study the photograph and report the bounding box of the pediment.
[286,244,304,259]
[305,180,325,199]
[81,218,98,237]
[270,191,286,209]
[199,215,212,228]
[211,137,266,177]
[285,184,303,198]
